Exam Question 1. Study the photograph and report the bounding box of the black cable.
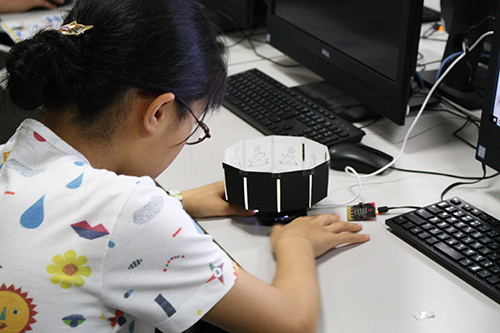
[216,8,300,68]
[416,59,443,73]
[377,206,421,214]
[418,101,481,148]
[440,164,496,201]
[451,119,477,149]
[245,33,302,68]
[420,23,442,39]
[390,166,500,180]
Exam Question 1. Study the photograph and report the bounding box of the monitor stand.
[292,80,440,123]
[292,81,378,123]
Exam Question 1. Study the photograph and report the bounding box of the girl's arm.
[202,214,370,333]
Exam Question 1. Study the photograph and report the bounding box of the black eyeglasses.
[176,99,211,145]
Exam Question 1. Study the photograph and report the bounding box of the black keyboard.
[386,197,500,305]
[223,69,365,147]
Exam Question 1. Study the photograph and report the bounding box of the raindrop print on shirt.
[66,161,86,189]
[20,195,45,229]
[66,173,84,189]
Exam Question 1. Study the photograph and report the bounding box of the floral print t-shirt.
[0,119,237,332]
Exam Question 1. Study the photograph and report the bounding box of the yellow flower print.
[47,250,92,289]
[0,151,10,170]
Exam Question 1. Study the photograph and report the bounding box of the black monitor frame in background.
[200,0,267,32]
[266,0,424,125]
[431,0,497,110]
[477,3,500,173]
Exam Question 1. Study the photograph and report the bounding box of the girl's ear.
[143,92,176,134]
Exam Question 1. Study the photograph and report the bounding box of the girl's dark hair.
[6,0,227,125]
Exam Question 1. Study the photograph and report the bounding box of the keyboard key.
[425,237,440,245]
[468,264,482,273]
[471,231,484,239]
[410,227,423,235]
[469,242,484,250]
[429,216,441,224]
[481,260,494,268]
[418,232,431,240]
[401,222,414,230]
[416,209,434,219]
[462,204,473,212]
[434,242,464,261]
[405,213,426,226]
[437,233,451,241]
[462,226,475,234]
[437,201,449,209]
[436,221,450,229]
[489,242,500,250]
[454,221,467,229]
[459,258,473,266]
[488,252,500,262]
[437,211,451,219]
[487,275,500,285]
[429,228,442,236]
[461,248,476,256]
[421,223,434,230]
[471,254,486,262]
[453,231,466,239]
[479,247,493,256]
[425,204,442,214]
[462,237,475,245]
[491,266,500,275]
[445,226,458,234]
[461,215,474,223]
[445,206,458,214]
[478,270,492,279]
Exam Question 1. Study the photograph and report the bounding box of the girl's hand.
[182,181,256,218]
[271,213,370,258]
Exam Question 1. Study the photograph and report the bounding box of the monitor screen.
[266,0,424,125]
[477,3,500,172]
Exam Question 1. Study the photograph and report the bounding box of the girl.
[0,0,369,332]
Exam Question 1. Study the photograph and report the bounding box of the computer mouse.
[329,142,393,174]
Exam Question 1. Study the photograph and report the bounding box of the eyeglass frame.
[176,98,211,145]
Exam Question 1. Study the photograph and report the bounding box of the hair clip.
[59,21,94,36]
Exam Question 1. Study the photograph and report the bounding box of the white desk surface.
[2,0,498,331]
[157,2,500,332]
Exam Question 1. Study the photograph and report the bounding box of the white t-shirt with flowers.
[0,119,237,332]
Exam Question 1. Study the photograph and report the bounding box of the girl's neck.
[41,111,120,171]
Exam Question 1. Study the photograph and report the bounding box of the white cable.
[315,30,494,209]
[312,166,362,209]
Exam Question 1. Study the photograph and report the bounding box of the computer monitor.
[200,0,267,32]
[433,0,497,110]
[266,0,424,125]
[476,3,500,173]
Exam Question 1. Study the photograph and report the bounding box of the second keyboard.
[223,69,365,147]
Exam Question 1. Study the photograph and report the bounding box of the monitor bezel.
[476,7,500,172]
[266,0,424,125]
